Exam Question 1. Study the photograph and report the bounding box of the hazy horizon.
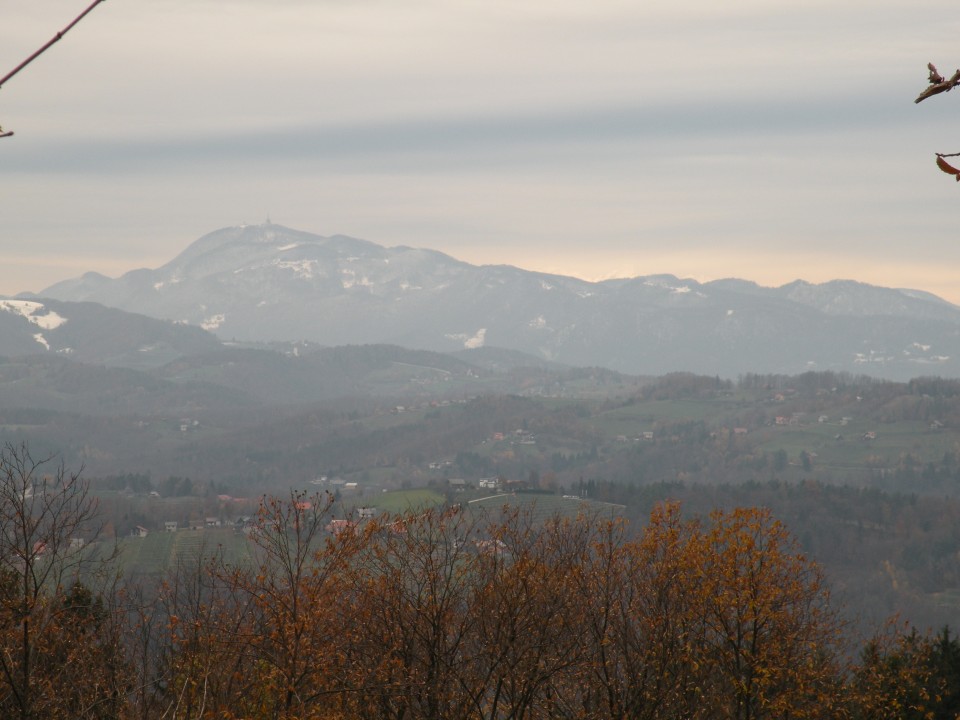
[4,1,960,302]
[13,219,958,309]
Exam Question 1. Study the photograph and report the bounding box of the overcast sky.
[3,0,960,302]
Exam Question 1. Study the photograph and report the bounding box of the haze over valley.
[2,224,960,636]
[27,221,960,380]
[6,1,960,715]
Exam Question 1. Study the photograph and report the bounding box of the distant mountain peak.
[37,223,960,379]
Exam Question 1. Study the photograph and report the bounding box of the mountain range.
[22,222,960,380]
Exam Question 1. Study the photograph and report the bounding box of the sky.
[3,0,960,302]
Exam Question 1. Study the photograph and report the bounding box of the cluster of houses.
[615,431,657,443]
[309,476,361,493]
[143,505,385,539]
[490,429,536,445]
[324,507,378,536]
[447,476,535,493]
[132,515,252,538]
[774,413,855,426]
[771,413,884,440]
[179,418,200,433]
[390,397,475,415]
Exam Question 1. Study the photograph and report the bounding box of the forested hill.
[63,369,960,636]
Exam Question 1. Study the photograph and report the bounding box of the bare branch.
[0,0,108,138]
[0,0,108,91]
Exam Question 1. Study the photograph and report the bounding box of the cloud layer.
[3,0,960,302]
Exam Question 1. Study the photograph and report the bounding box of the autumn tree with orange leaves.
[333,503,846,720]
[0,443,956,720]
[850,622,960,720]
[56,487,960,720]
[695,507,846,719]
[342,506,483,719]
[574,505,710,719]
[567,504,846,720]
[151,492,362,720]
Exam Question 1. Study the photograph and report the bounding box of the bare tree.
[151,491,361,719]
[0,442,118,720]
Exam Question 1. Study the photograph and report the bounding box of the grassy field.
[591,397,744,438]
[117,528,252,576]
[465,492,625,524]
[754,420,957,471]
[360,488,446,514]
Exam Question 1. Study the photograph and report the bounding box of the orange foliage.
[69,495,867,719]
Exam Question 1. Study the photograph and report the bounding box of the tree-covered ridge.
[0,441,957,719]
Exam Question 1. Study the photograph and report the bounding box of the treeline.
[643,370,960,426]
[140,500,847,720]
[576,478,960,631]
[2,443,960,719]
[21,368,960,494]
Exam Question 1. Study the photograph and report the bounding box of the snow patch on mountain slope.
[33,333,49,350]
[644,279,688,294]
[446,329,487,349]
[341,269,373,289]
[464,329,486,349]
[274,259,317,279]
[0,300,67,330]
[154,275,184,289]
[202,314,226,331]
